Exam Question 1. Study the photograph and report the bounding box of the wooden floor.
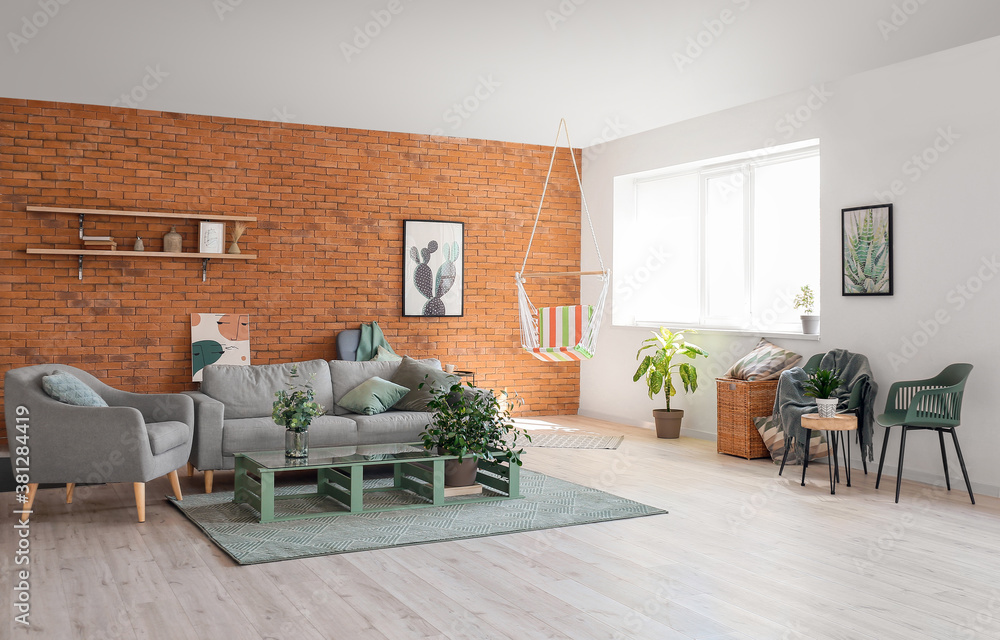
[4,415,1000,639]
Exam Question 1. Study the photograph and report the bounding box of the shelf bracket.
[78,213,84,239]
[78,255,83,280]
[202,258,209,282]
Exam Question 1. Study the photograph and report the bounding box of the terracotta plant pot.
[444,457,479,486]
[653,409,684,439]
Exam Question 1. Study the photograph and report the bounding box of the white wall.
[580,35,1000,496]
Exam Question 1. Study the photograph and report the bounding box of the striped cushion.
[726,338,802,381]
[538,305,593,349]
[754,415,830,464]
[530,345,594,362]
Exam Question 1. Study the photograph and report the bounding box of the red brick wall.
[0,98,583,439]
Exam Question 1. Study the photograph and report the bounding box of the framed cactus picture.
[403,220,464,316]
[842,204,892,296]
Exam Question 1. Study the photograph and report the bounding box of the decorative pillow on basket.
[42,372,109,407]
[726,338,802,381]
[338,376,410,416]
[754,415,830,464]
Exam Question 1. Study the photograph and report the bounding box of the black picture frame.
[842,204,893,296]
[403,220,464,317]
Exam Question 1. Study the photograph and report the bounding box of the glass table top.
[237,442,452,470]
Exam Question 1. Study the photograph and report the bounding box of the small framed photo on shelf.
[199,221,225,254]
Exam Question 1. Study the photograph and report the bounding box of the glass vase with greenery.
[272,365,325,457]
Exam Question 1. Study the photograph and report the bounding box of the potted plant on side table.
[802,368,843,418]
[272,365,325,458]
[420,381,530,487]
[794,285,819,335]
[633,327,708,439]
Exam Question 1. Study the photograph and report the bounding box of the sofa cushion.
[202,359,333,420]
[349,411,436,445]
[221,415,359,455]
[371,346,402,362]
[329,358,441,415]
[338,377,409,415]
[145,421,189,455]
[42,372,108,407]
[390,356,458,412]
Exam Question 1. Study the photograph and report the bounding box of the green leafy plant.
[633,327,708,411]
[272,365,325,432]
[420,380,530,465]
[844,208,890,294]
[793,285,815,314]
[801,368,844,399]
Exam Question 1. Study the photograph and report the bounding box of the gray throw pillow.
[338,376,410,416]
[390,356,459,412]
[42,372,108,407]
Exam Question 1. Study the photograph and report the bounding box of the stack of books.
[81,235,116,250]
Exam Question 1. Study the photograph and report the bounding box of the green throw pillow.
[370,346,402,362]
[390,356,458,412]
[726,338,802,381]
[42,372,108,407]
[338,376,410,416]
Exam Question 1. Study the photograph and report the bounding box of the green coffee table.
[233,443,522,523]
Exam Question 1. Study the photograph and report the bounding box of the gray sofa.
[184,338,441,492]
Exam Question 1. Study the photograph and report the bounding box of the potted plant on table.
[794,285,819,335]
[272,365,325,458]
[802,368,843,418]
[633,327,708,439]
[420,381,530,487]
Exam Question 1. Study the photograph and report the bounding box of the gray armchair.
[4,364,194,522]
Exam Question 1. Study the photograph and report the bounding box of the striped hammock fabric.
[532,305,594,362]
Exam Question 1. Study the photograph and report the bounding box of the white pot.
[815,397,838,418]
[800,314,820,335]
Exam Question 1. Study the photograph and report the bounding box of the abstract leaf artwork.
[842,204,892,296]
[191,313,251,381]
[403,220,464,317]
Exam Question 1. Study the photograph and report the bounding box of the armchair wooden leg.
[168,470,183,501]
[204,470,214,494]
[186,463,194,477]
[134,482,146,523]
[20,483,38,523]
[66,483,75,504]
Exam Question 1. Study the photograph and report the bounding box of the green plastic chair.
[875,363,974,504]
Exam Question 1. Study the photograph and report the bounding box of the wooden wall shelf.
[24,205,257,280]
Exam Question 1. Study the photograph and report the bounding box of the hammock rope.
[516,118,610,362]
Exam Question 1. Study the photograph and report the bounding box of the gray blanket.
[773,349,877,464]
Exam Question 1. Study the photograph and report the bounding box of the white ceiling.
[3,0,1000,146]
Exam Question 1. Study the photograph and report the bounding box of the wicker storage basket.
[716,378,778,459]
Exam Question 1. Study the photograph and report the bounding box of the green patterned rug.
[169,470,666,565]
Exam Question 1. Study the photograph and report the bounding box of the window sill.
[619,322,821,341]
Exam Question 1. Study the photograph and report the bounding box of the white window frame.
[613,139,820,335]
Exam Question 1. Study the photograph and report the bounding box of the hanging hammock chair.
[516,119,610,362]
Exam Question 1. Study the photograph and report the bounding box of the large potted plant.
[272,365,325,458]
[420,381,530,486]
[793,285,819,335]
[633,327,708,439]
[802,368,843,418]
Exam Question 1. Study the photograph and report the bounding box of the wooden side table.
[780,413,858,495]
